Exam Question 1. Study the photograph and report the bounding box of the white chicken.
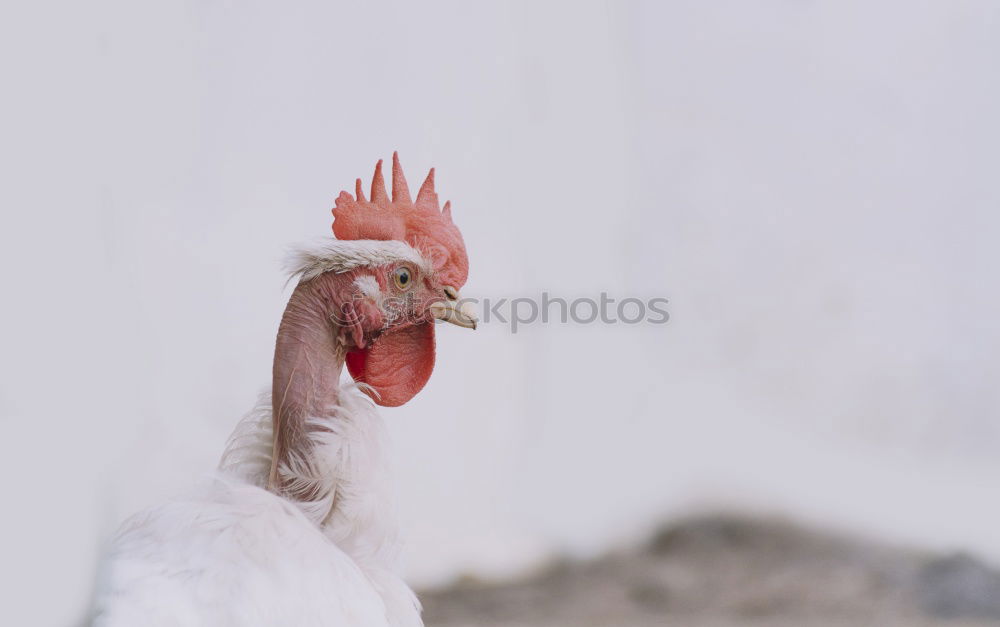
[92,154,476,626]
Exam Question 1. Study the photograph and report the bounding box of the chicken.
[92,153,476,627]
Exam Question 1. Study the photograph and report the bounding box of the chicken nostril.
[443,286,459,301]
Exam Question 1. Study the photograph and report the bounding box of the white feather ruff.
[93,385,422,627]
[286,239,432,283]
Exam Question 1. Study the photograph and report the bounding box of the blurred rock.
[918,553,1000,619]
[421,515,1000,627]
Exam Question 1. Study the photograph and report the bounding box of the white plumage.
[93,387,421,627]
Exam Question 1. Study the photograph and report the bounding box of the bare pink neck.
[268,279,344,491]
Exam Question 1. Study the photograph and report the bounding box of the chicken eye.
[392,266,413,290]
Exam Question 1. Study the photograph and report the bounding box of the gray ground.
[421,515,1000,627]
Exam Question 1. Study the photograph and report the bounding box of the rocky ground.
[421,515,1000,627]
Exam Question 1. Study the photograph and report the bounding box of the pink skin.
[269,263,444,495]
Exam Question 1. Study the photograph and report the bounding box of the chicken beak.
[429,295,478,330]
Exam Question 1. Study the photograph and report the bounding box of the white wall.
[2,1,999,625]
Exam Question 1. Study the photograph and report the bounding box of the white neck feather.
[219,386,419,620]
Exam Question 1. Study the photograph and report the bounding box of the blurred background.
[2,1,999,625]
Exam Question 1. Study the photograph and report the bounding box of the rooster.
[92,154,477,627]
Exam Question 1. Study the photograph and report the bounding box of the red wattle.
[345,322,436,407]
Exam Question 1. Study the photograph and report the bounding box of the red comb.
[333,152,469,289]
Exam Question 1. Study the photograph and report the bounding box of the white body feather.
[92,386,422,627]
